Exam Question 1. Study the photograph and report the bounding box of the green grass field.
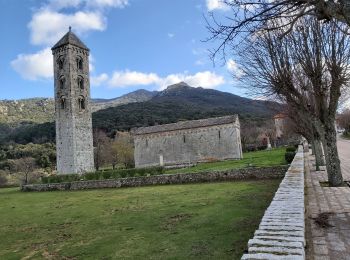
[0,180,280,259]
[166,148,287,174]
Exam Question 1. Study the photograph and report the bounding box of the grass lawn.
[0,180,280,259]
[342,133,350,140]
[166,148,287,174]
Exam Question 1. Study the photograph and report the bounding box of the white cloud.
[11,48,53,80]
[167,33,175,38]
[48,0,128,10]
[48,0,82,10]
[109,70,160,87]
[107,70,225,90]
[91,73,109,86]
[167,71,224,90]
[206,0,229,11]
[29,10,106,46]
[12,0,129,81]
[87,0,128,8]
[226,59,244,78]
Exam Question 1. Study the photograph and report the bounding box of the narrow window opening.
[183,135,186,143]
[58,57,64,70]
[76,57,83,70]
[77,77,84,90]
[146,139,148,147]
[60,97,66,109]
[78,96,85,111]
[218,130,221,139]
[59,77,65,89]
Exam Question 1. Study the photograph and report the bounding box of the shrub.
[285,152,296,164]
[41,166,165,184]
[42,174,79,184]
[0,171,8,187]
[286,146,297,153]
[256,145,267,151]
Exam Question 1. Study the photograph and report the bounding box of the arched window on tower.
[77,76,84,90]
[57,56,64,70]
[60,96,66,109]
[76,56,83,70]
[59,76,65,89]
[78,96,85,111]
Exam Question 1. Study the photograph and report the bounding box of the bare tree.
[206,0,350,59]
[112,132,134,169]
[93,129,113,171]
[284,104,325,168]
[237,18,350,186]
[13,157,38,185]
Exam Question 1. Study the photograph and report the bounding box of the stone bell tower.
[52,27,95,174]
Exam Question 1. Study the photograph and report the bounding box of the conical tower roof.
[51,28,89,51]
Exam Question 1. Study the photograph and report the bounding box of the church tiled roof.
[132,115,238,135]
[52,29,89,51]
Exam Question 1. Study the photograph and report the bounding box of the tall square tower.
[52,28,95,174]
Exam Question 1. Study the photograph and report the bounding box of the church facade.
[52,28,95,174]
[132,115,243,168]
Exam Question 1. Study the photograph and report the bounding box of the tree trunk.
[323,122,343,186]
[314,137,325,169]
[311,140,316,155]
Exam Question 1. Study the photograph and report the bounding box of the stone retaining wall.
[21,166,287,192]
[241,146,305,260]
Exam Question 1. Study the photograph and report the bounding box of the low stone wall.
[21,166,287,192]
[241,146,305,260]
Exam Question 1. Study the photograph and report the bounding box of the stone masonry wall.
[21,166,287,192]
[134,122,243,168]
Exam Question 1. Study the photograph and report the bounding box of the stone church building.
[52,28,95,174]
[132,115,243,168]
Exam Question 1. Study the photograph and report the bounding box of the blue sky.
[0,0,244,100]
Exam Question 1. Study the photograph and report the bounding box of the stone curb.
[242,146,305,259]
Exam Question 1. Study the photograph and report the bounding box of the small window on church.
[77,77,84,90]
[78,96,85,111]
[60,97,66,109]
[59,77,65,89]
[218,130,221,139]
[146,139,148,147]
[58,57,64,70]
[183,135,186,143]
[76,57,83,70]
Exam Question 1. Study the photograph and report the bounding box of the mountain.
[91,89,157,111]
[1,82,282,144]
[92,82,281,131]
[0,89,156,126]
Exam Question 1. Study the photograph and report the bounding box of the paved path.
[338,137,350,180]
[305,137,350,260]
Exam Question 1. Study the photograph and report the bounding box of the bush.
[41,166,165,184]
[286,146,297,153]
[0,171,8,187]
[285,152,296,164]
[256,145,267,151]
[41,174,80,184]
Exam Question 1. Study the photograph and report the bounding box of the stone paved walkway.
[305,137,350,260]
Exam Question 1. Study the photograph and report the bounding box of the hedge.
[41,166,165,184]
